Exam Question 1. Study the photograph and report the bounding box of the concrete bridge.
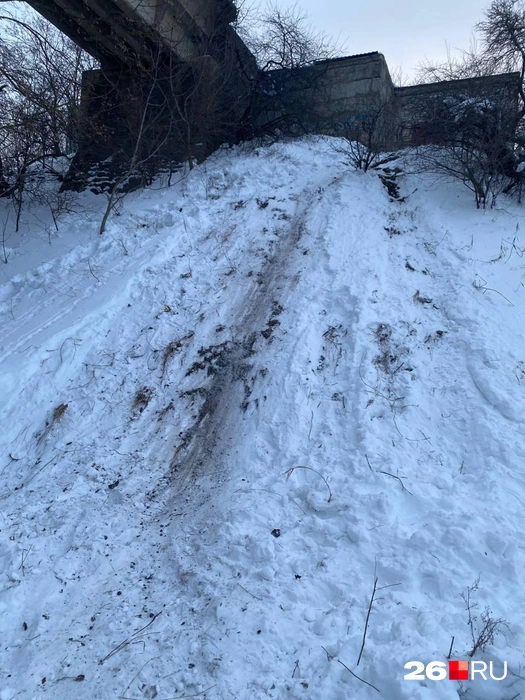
[20,1,523,188]
[25,0,258,186]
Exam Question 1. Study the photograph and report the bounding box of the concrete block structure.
[20,1,524,184]
[302,52,394,118]
[264,51,521,150]
[258,52,391,133]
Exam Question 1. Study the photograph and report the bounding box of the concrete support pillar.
[63,64,186,189]
[62,26,258,190]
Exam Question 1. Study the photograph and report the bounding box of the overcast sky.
[277,0,488,78]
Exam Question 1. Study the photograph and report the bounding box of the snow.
[0,137,524,700]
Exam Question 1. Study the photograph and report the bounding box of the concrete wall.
[395,73,521,145]
[263,52,520,151]
[24,0,522,186]
[258,53,387,127]
[26,0,258,188]
[308,53,393,118]
[258,52,396,146]
[65,37,257,189]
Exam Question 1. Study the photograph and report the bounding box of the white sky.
[276,0,488,78]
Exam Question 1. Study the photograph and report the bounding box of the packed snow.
[0,137,524,700]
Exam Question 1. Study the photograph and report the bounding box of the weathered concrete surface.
[257,52,396,145]
[66,35,257,189]
[395,73,521,145]
[256,53,384,133]
[307,53,393,117]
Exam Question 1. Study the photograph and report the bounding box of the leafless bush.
[461,578,508,657]
[409,87,516,207]
[331,97,397,171]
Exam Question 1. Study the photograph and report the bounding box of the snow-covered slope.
[1,138,524,700]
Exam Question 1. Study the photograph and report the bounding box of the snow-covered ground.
[1,137,524,700]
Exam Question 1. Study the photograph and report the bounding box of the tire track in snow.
[161,179,335,505]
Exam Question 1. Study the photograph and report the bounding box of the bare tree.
[415,1,525,197]
[478,0,525,122]
[235,2,342,138]
[416,41,488,84]
[244,3,340,71]
[0,12,97,229]
[417,3,525,127]
[97,62,166,235]
[408,1,525,203]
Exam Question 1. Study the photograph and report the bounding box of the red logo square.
[449,660,469,681]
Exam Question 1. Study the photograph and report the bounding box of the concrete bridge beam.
[26,0,230,65]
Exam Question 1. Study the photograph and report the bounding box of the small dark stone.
[271,529,281,538]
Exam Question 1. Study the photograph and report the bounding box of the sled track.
[162,182,325,508]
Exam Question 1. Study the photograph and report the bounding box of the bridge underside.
[27,0,239,66]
